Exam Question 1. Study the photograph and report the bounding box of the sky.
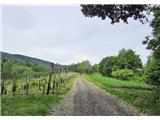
[1,5,152,65]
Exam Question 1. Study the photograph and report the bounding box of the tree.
[143,6,160,59]
[68,60,93,74]
[142,6,160,87]
[81,5,150,24]
[92,64,99,73]
[99,56,117,76]
[99,49,142,77]
[117,49,142,70]
[145,56,160,87]
[1,59,14,80]
[81,5,160,86]
[76,60,92,74]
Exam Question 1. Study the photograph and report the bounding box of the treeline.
[1,58,50,80]
[68,48,160,88]
[1,58,72,96]
[99,49,142,80]
[68,60,98,74]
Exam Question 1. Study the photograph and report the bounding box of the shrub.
[112,69,134,80]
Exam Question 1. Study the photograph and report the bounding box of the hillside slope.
[0,51,53,68]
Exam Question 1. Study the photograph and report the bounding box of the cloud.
[0,6,2,51]
[2,6,152,65]
[3,6,35,29]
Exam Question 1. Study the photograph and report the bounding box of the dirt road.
[49,76,140,116]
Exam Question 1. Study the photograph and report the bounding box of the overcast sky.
[1,5,152,65]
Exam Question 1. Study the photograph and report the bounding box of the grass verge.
[84,74,160,115]
[1,95,60,116]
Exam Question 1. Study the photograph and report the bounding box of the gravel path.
[49,76,140,116]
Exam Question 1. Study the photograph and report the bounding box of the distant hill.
[0,51,54,68]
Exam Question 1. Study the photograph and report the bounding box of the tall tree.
[117,49,142,70]
[143,6,160,87]
[143,6,160,59]
[99,56,117,76]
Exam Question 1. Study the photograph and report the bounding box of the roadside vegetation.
[69,46,160,115]
[1,74,77,116]
[1,95,60,116]
[84,74,160,115]
[1,58,78,115]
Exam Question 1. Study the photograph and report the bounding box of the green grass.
[1,73,78,116]
[84,74,160,115]
[84,74,154,90]
[60,73,78,94]
[1,95,60,116]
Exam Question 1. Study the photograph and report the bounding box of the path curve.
[49,76,140,116]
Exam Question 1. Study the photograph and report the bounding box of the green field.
[84,74,160,115]
[1,73,78,116]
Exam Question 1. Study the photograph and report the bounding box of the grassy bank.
[84,74,160,115]
[1,95,60,116]
[1,73,78,116]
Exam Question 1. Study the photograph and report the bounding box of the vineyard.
[1,58,76,97]
[1,58,78,115]
[1,72,75,96]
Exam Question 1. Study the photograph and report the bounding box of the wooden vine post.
[12,72,17,96]
[46,63,54,95]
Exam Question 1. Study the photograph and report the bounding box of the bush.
[112,69,134,80]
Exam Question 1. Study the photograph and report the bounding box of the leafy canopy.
[81,5,150,24]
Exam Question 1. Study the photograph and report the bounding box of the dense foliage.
[99,56,117,76]
[1,58,50,80]
[117,49,142,70]
[92,64,99,73]
[143,7,160,87]
[112,69,134,80]
[68,60,93,74]
[99,49,142,80]
[81,5,149,24]
[143,6,160,59]
[145,56,160,87]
